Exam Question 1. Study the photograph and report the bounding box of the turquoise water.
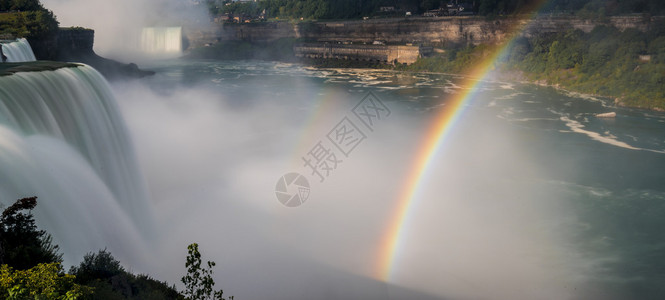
[122,59,665,299]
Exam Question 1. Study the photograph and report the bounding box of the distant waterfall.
[1,38,37,62]
[140,27,182,55]
[0,65,152,264]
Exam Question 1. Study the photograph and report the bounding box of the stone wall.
[294,43,428,64]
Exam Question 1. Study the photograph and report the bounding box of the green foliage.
[0,197,184,299]
[505,36,530,63]
[510,25,665,109]
[0,0,41,11]
[399,43,500,75]
[218,1,261,17]
[649,36,665,64]
[206,0,465,20]
[0,197,62,270]
[181,243,231,300]
[70,250,183,300]
[0,263,93,300]
[0,0,58,40]
[0,198,91,299]
[204,0,665,20]
[68,250,124,285]
[400,23,665,110]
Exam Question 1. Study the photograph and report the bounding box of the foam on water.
[560,116,665,153]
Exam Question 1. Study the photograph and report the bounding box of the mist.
[41,0,211,59]
[102,68,595,299]
[29,1,595,297]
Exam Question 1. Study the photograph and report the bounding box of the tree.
[70,249,183,299]
[0,263,92,299]
[69,249,125,285]
[181,243,232,300]
[9,0,41,11]
[0,197,91,299]
[0,197,62,270]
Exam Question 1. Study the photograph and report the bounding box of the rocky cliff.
[27,34,57,61]
[57,27,95,55]
[55,27,153,79]
[186,15,664,47]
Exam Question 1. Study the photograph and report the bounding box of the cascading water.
[140,27,183,56]
[0,64,153,265]
[1,38,37,62]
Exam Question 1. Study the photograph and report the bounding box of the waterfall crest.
[1,38,37,62]
[140,27,183,56]
[0,65,153,265]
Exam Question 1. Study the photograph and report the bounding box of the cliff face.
[299,17,514,45]
[57,28,95,55]
[27,35,57,61]
[185,21,297,46]
[55,28,154,79]
[186,15,664,47]
[521,15,663,37]
[27,28,94,61]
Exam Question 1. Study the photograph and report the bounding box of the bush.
[69,249,125,284]
[70,250,183,300]
[0,263,92,299]
[0,197,62,270]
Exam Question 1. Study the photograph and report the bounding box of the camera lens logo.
[275,172,310,207]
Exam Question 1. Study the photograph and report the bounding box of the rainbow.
[376,3,550,281]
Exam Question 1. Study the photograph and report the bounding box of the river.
[104,59,665,299]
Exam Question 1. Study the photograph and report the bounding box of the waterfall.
[140,27,182,55]
[0,65,152,265]
[1,38,37,62]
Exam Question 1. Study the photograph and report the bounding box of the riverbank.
[303,61,630,112]
[183,38,665,111]
[185,14,664,111]
[389,24,665,111]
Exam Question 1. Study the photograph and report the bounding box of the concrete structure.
[294,43,432,65]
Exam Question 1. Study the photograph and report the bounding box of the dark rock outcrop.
[55,28,154,79]
[27,35,57,61]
